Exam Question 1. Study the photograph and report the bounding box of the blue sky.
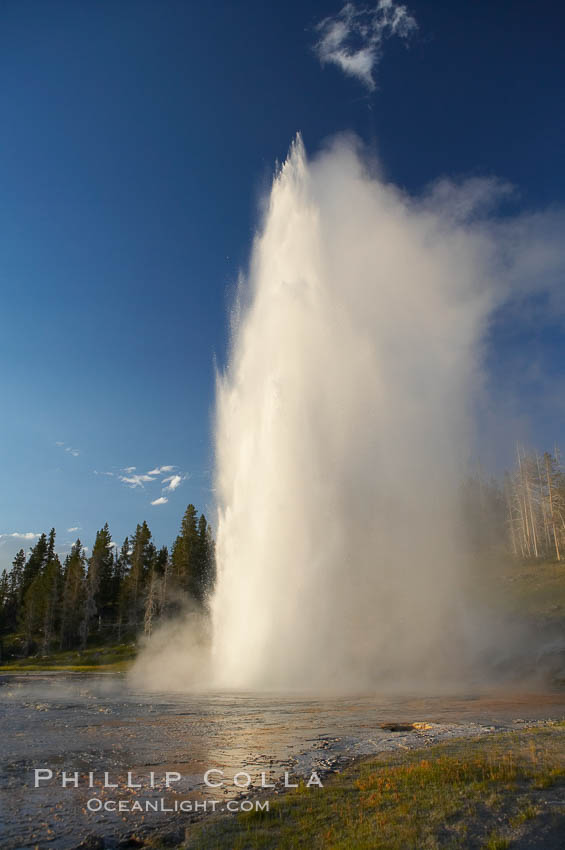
[1,0,564,570]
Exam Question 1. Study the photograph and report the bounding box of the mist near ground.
[134,134,565,693]
[128,603,211,692]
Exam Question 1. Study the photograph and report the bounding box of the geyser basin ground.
[1,674,564,849]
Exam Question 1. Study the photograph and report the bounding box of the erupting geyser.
[212,135,498,691]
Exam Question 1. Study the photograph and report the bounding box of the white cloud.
[105,462,186,500]
[147,465,175,475]
[0,532,40,540]
[119,473,156,489]
[313,1,417,90]
[67,526,81,533]
[162,473,183,492]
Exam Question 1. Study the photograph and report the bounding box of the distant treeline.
[2,447,564,659]
[0,504,215,656]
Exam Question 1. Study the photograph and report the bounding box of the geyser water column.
[212,135,495,691]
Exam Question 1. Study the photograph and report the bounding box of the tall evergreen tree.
[47,528,56,563]
[114,537,130,637]
[0,570,9,639]
[171,505,199,596]
[192,514,216,604]
[60,541,86,650]
[21,574,43,654]
[40,554,63,652]
[1,549,25,634]
[22,533,48,596]
[121,522,152,627]
[83,524,114,642]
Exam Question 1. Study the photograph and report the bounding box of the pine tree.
[156,546,170,614]
[170,535,185,585]
[22,533,48,596]
[121,522,152,628]
[192,514,216,604]
[114,537,130,639]
[0,570,8,608]
[203,519,216,597]
[40,555,62,653]
[47,528,56,563]
[1,549,25,634]
[60,541,86,649]
[0,570,9,638]
[10,549,25,600]
[171,505,199,596]
[21,575,43,654]
[143,569,161,638]
[83,524,114,643]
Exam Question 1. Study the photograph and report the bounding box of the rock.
[73,835,105,850]
[150,828,185,847]
[117,835,145,848]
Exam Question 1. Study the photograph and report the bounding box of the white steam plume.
[211,134,565,692]
[129,135,565,694]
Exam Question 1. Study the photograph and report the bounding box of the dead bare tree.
[506,445,564,561]
[143,570,161,638]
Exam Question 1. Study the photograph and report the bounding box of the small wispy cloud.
[100,461,186,504]
[120,473,156,489]
[313,0,417,91]
[162,473,184,493]
[56,441,80,457]
[147,465,175,476]
[0,532,41,540]
[0,532,41,547]
[67,526,81,533]
[117,465,177,488]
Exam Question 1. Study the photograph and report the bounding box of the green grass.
[491,557,565,624]
[482,838,510,850]
[180,724,565,850]
[0,641,136,672]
